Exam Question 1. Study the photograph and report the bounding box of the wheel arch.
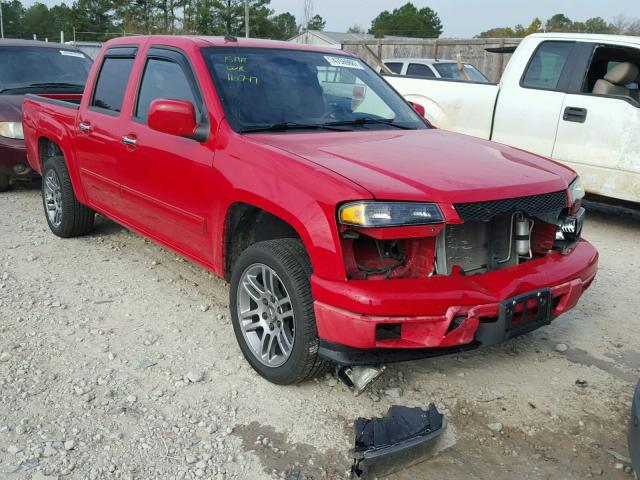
[223,201,308,281]
[38,136,88,204]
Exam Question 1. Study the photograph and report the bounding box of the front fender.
[214,131,371,280]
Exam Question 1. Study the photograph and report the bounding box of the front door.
[118,47,215,263]
[492,40,575,157]
[553,43,640,203]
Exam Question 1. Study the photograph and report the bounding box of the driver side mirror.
[148,99,198,138]
[408,101,426,117]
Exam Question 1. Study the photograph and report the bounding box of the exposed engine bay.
[340,191,585,280]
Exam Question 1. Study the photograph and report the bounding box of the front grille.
[454,191,568,222]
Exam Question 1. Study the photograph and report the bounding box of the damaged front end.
[314,177,596,362]
[339,186,585,283]
[351,404,446,479]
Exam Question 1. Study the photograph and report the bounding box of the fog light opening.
[376,323,402,341]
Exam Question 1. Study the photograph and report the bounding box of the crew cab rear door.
[118,46,215,263]
[552,41,640,202]
[492,40,576,157]
[74,46,137,213]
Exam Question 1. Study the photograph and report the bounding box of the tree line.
[478,13,640,38]
[0,0,323,42]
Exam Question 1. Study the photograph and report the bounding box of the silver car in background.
[380,58,490,83]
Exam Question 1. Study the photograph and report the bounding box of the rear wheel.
[0,174,9,192]
[229,239,330,384]
[42,155,95,238]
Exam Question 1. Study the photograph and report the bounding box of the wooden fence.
[341,38,523,83]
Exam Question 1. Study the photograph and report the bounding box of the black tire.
[42,155,95,238]
[0,174,9,192]
[229,239,331,384]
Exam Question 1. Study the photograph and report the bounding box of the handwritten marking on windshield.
[224,56,259,84]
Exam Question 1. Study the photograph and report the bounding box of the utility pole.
[1,1,4,39]
[244,0,249,38]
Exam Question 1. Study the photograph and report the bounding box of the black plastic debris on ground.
[351,403,445,478]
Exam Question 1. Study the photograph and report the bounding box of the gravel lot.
[1,181,638,480]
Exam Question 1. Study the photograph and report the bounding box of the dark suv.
[0,39,92,191]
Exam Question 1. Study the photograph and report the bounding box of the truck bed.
[385,75,500,140]
[22,94,81,175]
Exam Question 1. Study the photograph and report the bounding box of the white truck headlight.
[568,176,585,205]
[0,122,24,140]
[339,201,443,227]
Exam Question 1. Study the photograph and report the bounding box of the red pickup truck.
[23,35,598,385]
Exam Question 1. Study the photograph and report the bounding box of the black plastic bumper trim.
[318,340,480,366]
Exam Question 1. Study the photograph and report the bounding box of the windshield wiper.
[0,82,84,94]
[240,121,351,133]
[325,117,415,130]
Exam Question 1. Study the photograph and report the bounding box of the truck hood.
[251,129,575,203]
[0,95,23,122]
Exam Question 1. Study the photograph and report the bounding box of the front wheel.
[0,174,9,192]
[229,239,330,384]
[42,155,95,238]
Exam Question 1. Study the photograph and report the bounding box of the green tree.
[70,0,116,40]
[478,17,542,38]
[583,17,616,33]
[22,2,49,39]
[545,13,573,32]
[50,3,74,41]
[347,24,363,34]
[369,2,442,39]
[0,0,25,38]
[267,12,299,39]
[306,14,325,31]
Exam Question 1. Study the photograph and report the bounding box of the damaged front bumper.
[313,240,598,365]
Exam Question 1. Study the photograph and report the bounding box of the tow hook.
[337,365,386,396]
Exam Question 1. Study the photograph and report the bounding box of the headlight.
[0,122,24,139]
[339,201,443,227]
[568,176,585,204]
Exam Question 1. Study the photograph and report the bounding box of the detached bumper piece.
[351,404,445,479]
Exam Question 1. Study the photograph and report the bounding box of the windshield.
[201,47,427,133]
[0,47,92,94]
[433,63,489,83]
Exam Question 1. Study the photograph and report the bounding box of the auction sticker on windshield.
[324,56,365,70]
[60,50,85,58]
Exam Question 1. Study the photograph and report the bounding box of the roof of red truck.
[104,35,352,56]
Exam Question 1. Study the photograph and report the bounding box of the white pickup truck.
[386,33,640,203]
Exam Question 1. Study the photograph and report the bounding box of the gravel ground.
[0,181,638,480]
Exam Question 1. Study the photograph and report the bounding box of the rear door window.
[407,63,436,78]
[384,62,403,74]
[522,41,574,90]
[92,57,135,113]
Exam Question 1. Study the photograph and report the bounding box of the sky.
[269,0,638,37]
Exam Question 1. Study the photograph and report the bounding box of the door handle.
[563,107,587,123]
[78,122,91,132]
[122,135,137,147]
